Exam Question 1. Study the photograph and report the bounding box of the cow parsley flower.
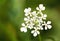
[20,4,52,37]
[42,21,52,30]
[36,4,45,10]
[20,27,27,32]
[31,30,40,37]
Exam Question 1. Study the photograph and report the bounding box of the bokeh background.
[0,0,60,41]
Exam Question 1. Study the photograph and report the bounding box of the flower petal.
[33,32,37,37]
[36,7,39,10]
[24,18,28,21]
[47,21,51,24]
[37,31,40,34]
[20,27,27,32]
[43,14,47,18]
[47,25,52,29]
[40,27,43,30]
[41,7,45,10]
[39,4,43,9]
[45,26,48,30]
[25,13,29,16]
[21,23,25,26]
[28,7,31,11]
[31,30,35,34]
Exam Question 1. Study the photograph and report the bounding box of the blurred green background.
[0,0,60,41]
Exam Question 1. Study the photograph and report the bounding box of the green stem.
[38,34,41,41]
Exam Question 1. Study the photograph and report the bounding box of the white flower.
[42,21,52,30]
[42,14,47,20]
[47,21,51,24]
[24,7,31,16]
[39,4,45,10]
[21,23,25,26]
[24,7,31,13]
[36,7,40,10]
[24,17,28,21]
[20,27,27,32]
[31,30,40,37]
[36,4,45,10]
[27,23,34,29]
[20,4,52,37]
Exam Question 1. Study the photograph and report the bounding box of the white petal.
[34,27,36,30]
[31,30,35,34]
[44,21,46,24]
[24,28,27,32]
[27,16,30,19]
[37,31,40,34]
[24,18,28,21]
[43,14,47,19]
[21,23,25,26]
[24,8,31,13]
[28,7,31,11]
[25,21,28,23]
[43,17,46,20]
[20,27,23,32]
[36,7,39,10]
[25,13,29,16]
[30,14,32,17]
[20,27,27,32]
[39,18,43,23]
[31,18,33,21]
[47,25,52,29]
[45,26,48,30]
[28,26,33,29]
[40,27,43,30]
[39,4,43,9]
[47,21,51,24]
[41,7,45,10]
[24,9,28,13]
[32,11,36,14]
[32,11,36,16]
[33,32,37,37]
[43,14,47,18]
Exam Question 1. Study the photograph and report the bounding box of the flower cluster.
[20,4,52,37]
